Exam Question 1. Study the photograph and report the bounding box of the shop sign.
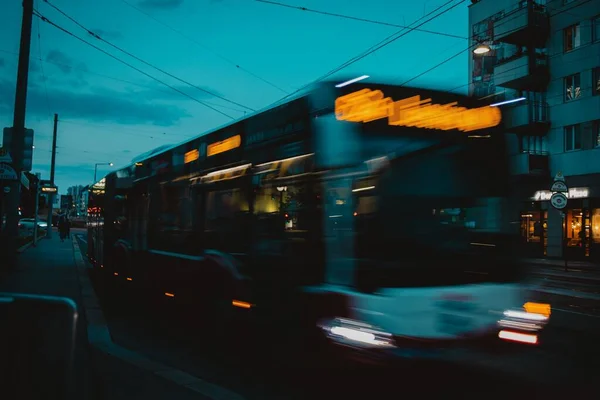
[532,187,589,201]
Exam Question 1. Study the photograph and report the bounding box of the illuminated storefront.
[524,184,600,261]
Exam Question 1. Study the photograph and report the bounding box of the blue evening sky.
[0,0,470,192]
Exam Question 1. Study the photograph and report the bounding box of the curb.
[71,238,246,400]
[16,233,47,253]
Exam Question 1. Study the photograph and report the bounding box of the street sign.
[41,186,58,193]
[550,170,568,211]
[0,162,18,180]
[550,192,567,210]
[553,171,565,182]
[0,146,12,163]
[551,180,568,193]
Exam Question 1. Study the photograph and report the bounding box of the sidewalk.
[0,233,211,400]
[0,234,93,399]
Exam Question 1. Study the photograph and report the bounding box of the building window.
[594,67,600,96]
[564,124,581,151]
[593,16,600,42]
[594,120,600,147]
[563,24,581,52]
[564,73,581,101]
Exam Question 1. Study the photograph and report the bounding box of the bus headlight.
[498,309,549,332]
[319,317,395,348]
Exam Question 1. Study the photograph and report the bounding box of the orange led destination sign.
[335,88,501,132]
[207,134,241,157]
[184,149,199,164]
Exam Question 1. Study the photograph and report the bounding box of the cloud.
[0,78,190,126]
[138,0,183,9]
[122,149,131,153]
[45,50,85,75]
[93,29,123,40]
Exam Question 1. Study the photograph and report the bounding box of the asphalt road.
[75,234,600,399]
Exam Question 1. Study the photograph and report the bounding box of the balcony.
[494,54,549,91]
[509,152,549,176]
[494,1,549,48]
[502,100,550,136]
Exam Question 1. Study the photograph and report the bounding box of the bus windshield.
[353,134,523,288]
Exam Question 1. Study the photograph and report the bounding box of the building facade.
[468,0,600,261]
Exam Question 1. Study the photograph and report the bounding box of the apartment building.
[468,0,600,261]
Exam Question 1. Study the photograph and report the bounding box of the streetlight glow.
[473,44,491,55]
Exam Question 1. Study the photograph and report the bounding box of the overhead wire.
[0,48,248,114]
[392,0,597,91]
[32,10,237,120]
[254,0,467,40]
[272,0,467,105]
[119,0,289,95]
[58,119,195,139]
[42,0,255,112]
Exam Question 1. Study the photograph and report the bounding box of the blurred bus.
[88,80,546,362]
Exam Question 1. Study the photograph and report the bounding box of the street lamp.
[473,43,491,55]
[94,162,113,182]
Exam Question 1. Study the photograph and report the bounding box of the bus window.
[204,188,250,252]
[353,137,522,288]
[148,184,194,254]
[252,180,324,284]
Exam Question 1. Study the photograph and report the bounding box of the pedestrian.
[58,214,69,242]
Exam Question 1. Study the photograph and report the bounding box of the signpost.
[550,171,569,271]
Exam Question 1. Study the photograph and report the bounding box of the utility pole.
[33,177,40,246]
[46,113,58,239]
[4,0,34,255]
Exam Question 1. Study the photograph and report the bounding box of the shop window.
[564,124,581,151]
[592,209,600,244]
[563,24,580,52]
[564,73,581,101]
[566,209,584,247]
[520,211,546,244]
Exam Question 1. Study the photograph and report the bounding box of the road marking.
[71,239,246,400]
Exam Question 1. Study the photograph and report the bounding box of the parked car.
[18,218,48,231]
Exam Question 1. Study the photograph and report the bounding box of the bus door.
[321,172,356,287]
[132,188,149,253]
